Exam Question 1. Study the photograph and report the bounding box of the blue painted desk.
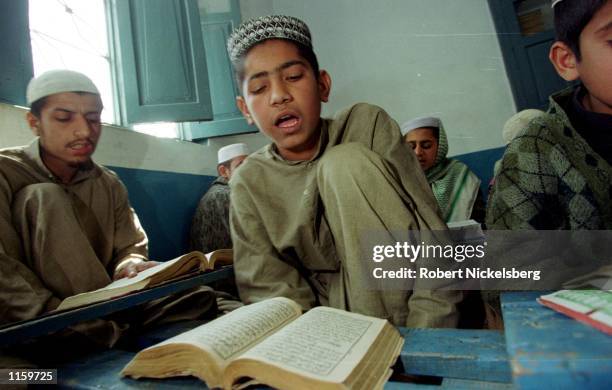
[9,289,612,389]
[0,267,234,347]
[54,325,512,389]
[501,291,612,389]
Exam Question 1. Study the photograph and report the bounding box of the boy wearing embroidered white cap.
[401,116,484,224]
[190,143,249,254]
[226,16,461,328]
[0,70,216,356]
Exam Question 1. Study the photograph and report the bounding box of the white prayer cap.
[26,69,100,106]
[400,116,442,136]
[218,143,250,164]
[502,109,545,144]
[551,0,564,7]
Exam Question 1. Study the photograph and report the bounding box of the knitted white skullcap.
[26,69,99,106]
[218,143,250,164]
[502,109,545,144]
[400,116,442,136]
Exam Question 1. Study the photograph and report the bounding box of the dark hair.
[233,39,320,86]
[29,97,47,118]
[553,0,607,61]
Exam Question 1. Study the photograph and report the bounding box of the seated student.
[227,15,461,328]
[401,116,485,223]
[485,0,612,328]
[190,143,249,253]
[0,70,215,361]
[488,0,612,231]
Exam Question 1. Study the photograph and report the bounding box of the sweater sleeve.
[486,126,563,230]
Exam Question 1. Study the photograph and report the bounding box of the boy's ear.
[26,112,41,136]
[549,41,580,81]
[218,164,228,178]
[318,70,332,103]
[236,96,254,125]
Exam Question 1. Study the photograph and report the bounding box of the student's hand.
[113,258,161,280]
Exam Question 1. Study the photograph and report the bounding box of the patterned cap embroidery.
[227,15,312,64]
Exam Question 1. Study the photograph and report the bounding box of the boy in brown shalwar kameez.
[0,70,215,363]
[227,16,461,327]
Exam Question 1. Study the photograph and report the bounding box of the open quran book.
[121,297,404,389]
[538,290,612,335]
[56,249,232,311]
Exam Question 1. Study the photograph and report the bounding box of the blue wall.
[454,146,505,199]
[108,146,504,261]
[110,166,215,261]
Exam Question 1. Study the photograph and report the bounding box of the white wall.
[240,0,516,155]
[0,103,268,176]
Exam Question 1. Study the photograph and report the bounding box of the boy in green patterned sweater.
[486,0,612,329]
[488,0,612,231]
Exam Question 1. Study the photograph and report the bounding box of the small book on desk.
[55,249,232,312]
[121,297,404,389]
[538,290,612,335]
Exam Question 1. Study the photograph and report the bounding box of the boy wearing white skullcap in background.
[0,70,216,364]
[227,16,461,328]
[190,143,249,254]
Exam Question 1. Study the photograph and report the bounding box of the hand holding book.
[55,249,232,312]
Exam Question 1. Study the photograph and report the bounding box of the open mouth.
[69,142,91,149]
[275,114,299,128]
[68,141,94,155]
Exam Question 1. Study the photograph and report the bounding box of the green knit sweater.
[487,87,612,230]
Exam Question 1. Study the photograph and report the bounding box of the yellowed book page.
[56,278,150,311]
[108,255,189,289]
[56,255,197,311]
[203,249,233,270]
[152,297,302,363]
[233,306,386,383]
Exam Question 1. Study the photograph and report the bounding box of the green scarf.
[425,122,480,222]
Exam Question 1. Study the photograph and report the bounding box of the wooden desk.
[0,267,234,347]
[8,289,612,389]
[501,291,612,389]
[53,324,512,389]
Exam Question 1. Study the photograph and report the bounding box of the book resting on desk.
[55,249,233,312]
[121,297,404,390]
[538,290,612,335]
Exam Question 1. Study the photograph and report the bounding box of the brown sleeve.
[0,174,56,324]
[110,177,148,268]
[229,176,318,310]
